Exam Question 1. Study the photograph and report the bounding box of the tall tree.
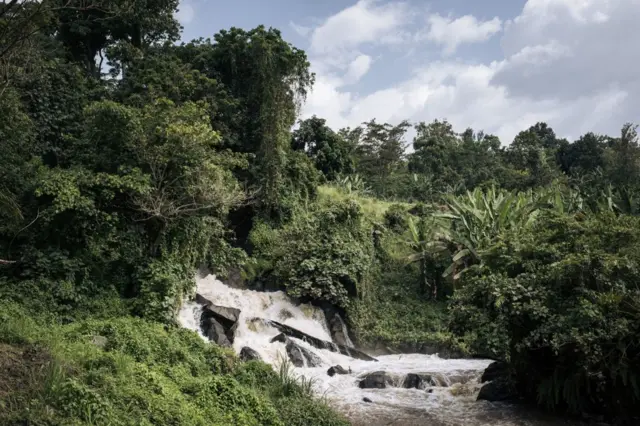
[292,116,354,181]
[52,0,180,77]
[178,27,314,215]
[353,119,410,195]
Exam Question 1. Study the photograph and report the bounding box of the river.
[178,274,586,426]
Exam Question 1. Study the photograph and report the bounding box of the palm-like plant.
[337,174,371,195]
[406,216,448,299]
[437,186,544,279]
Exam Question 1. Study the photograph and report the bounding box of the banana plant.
[436,186,543,280]
[337,174,371,195]
[405,216,449,299]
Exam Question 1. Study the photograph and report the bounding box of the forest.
[0,0,639,424]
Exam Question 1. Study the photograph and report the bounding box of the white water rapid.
[178,275,585,426]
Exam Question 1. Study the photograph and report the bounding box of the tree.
[352,119,410,196]
[504,123,565,190]
[408,119,461,192]
[178,27,314,216]
[406,216,448,299]
[292,116,354,181]
[558,132,607,175]
[52,0,180,77]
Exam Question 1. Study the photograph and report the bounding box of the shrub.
[450,212,640,419]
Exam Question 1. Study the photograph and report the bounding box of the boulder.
[481,361,509,383]
[477,378,517,402]
[270,333,287,344]
[201,317,231,347]
[358,371,391,389]
[201,303,240,330]
[196,295,241,345]
[240,347,261,362]
[327,365,349,377]
[362,397,373,403]
[327,312,354,348]
[402,373,436,389]
[258,318,377,362]
[285,340,322,367]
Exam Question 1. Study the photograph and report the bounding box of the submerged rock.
[327,365,349,376]
[402,373,436,389]
[285,340,322,367]
[239,347,261,362]
[362,397,373,403]
[394,341,466,359]
[358,371,392,389]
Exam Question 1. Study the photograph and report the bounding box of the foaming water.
[178,275,585,426]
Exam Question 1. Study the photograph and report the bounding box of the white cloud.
[344,55,373,84]
[176,2,195,25]
[424,14,502,55]
[309,0,410,55]
[302,0,640,144]
[290,21,311,37]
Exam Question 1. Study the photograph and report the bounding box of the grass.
[317,185,411,220]
[0,299,349,426]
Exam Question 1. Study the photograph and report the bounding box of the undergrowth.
[0,299,349,426]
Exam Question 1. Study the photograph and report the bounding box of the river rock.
[327,312,354,348]
[481,361,509,383]
[200,303,240,330]
[402,373,436,389]
[240,347,261,362]
[285,340,322,367]
[327,365,349,376]
[270,333,287,344]
[257,318,377,362]
[477,378,517,402]
[362,397,373,403]
[201,317,231,347]
[358,371,392,389]
[197,295,241,345]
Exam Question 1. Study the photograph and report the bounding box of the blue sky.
[177,0,640,144]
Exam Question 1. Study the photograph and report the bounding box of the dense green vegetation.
[1,0,639,424]
[0,300,347,425]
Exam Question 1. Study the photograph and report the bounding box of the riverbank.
[0,298,347,425]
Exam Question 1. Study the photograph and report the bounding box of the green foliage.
[292,116,354,181]
[0,301,346,426]
[250,197,375,307]
[450,212,640,418]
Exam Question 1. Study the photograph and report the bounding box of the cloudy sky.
[176,0,639,144]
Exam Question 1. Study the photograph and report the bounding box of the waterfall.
[178,275,585,426]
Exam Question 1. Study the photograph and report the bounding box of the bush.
[450,212,640,419]
[0,301,345,426]
[250,199,375,307]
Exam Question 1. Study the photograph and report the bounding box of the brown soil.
[0,343,51,402]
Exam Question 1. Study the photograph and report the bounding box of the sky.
[176,0,640,144]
